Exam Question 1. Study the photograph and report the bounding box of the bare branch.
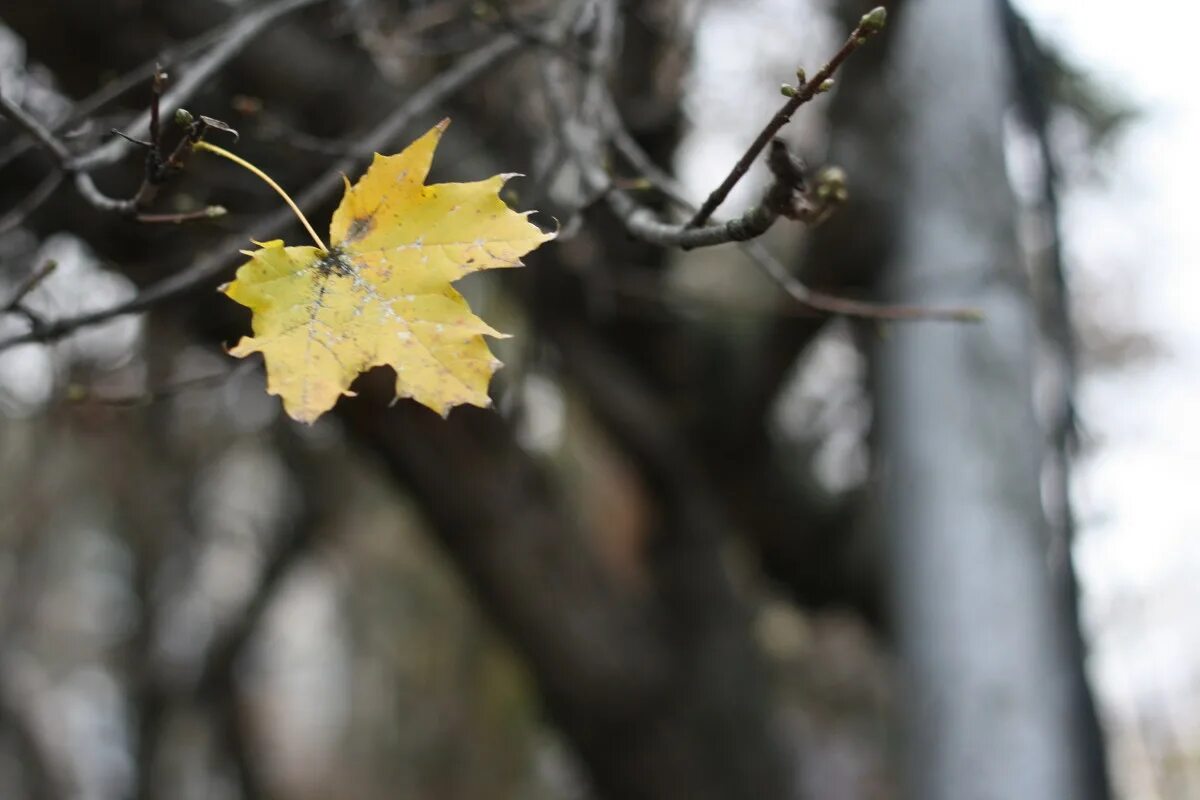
[0,92,158,214]
[606,139,813,248]
[685,6,887,228]
[0,5,261,173]
[536,7,978,323]
[3,260,57,309]
[540,1,819,250]
[604,98,982,322]
[134,206,227,225]
[0,169,63,234]
[69,0,324,173]
[0,93,73,163]
[1,260,57,336]
[0,0,322,215]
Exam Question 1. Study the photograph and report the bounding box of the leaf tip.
[540,215,562,240]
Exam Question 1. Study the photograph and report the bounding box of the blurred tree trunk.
[870,0,1088,797]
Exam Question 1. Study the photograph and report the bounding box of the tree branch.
[68,0,324,173]
[0,80,171,214]
[606,139,814,248]
[0,93,73,163]
[602,84,981,321]
[685,6,887,228]
[531,2,978,322]
[0,0,323,215]
[0,169,63,235]
[0,2,263,174]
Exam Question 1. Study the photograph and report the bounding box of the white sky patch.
[0,233,141,416]
[1017,0,1200,793]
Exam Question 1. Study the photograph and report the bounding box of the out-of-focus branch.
[68,0,324,173]
[566,321,878,611]
[0,0,322,215]
[0,661,69,800]
[0,82,167,214]
[0,259,57,338]
[0,0,277,173]
[0,169,63,234]
[194,429,328,800]
[2,260,57,312]
[196,447,323,702]
[0,93,73,163]
[127,424,330,800]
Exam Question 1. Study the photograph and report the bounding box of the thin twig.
[134,206,227,224]
[540,3,818,251]
[606,139,812,248]
[0,92,157,214]
[3,260,58,310]
[0,169,63,234]
[0,94,73,163]
[604,99,982,322]
[0,10,248,174]
[482,0,591,66]
[1,260,58,335]
[1,0,322,216]
[70,0,324,173]
[538,3,979,321]
[685,6,886,228]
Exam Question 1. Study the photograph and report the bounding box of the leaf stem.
[194,140,327,250]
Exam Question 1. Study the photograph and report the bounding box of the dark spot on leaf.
[344,216,375,243]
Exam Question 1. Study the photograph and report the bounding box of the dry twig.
[685,6,887,228]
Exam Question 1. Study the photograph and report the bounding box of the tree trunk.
[872,0,1088,797]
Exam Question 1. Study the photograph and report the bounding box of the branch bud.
[815,166,849,203]
[173,108,194,128]
[817,79,835,93]
[859,6,887,34]
[780,84,799,98]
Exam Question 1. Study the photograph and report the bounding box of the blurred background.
[0,0,1193,798]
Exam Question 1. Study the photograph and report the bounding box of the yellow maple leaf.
[214,119,552,423]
